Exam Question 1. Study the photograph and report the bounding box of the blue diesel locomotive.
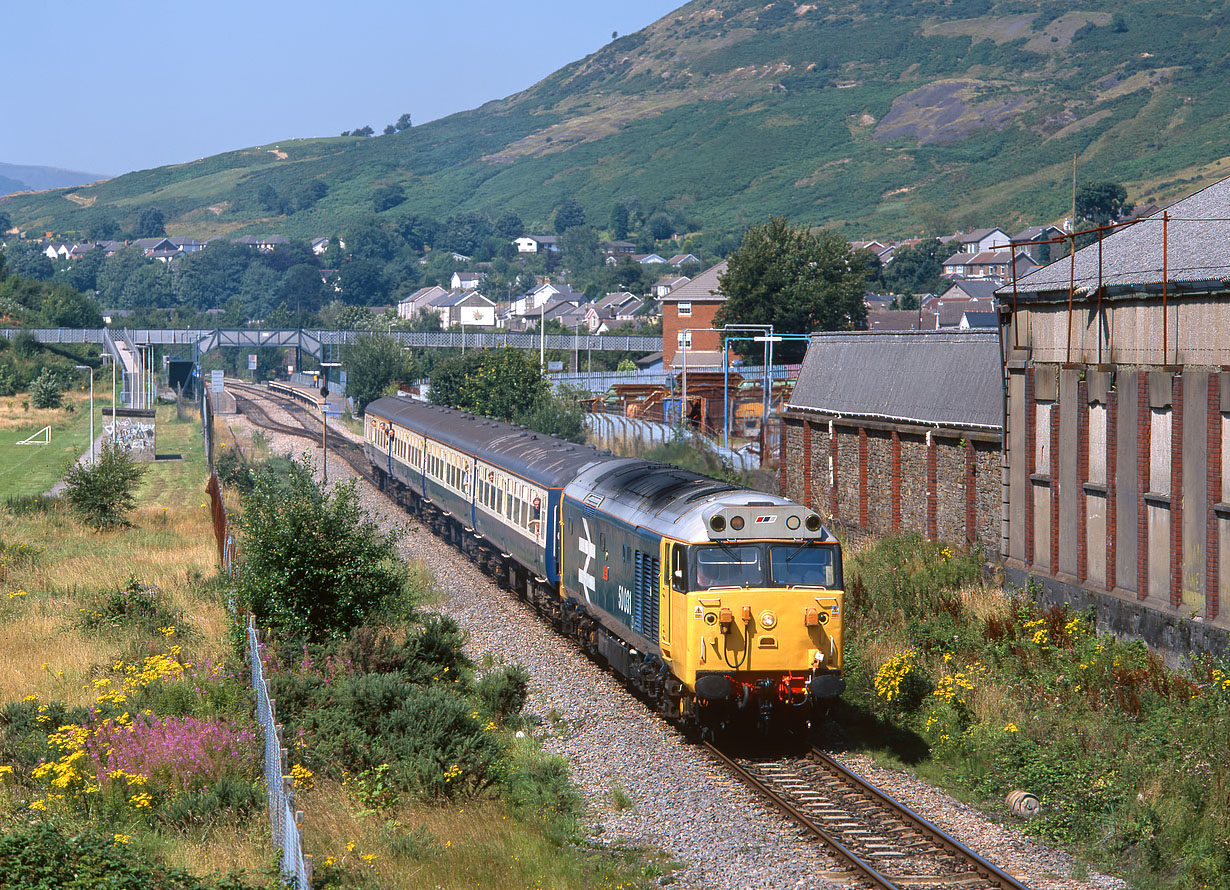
[363,396,845,735]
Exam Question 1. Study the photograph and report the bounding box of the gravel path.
[229,393,1125,890]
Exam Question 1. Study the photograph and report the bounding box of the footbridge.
[3,327,664,359]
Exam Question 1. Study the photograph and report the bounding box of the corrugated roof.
[1000,176,1230,300]
[787,330,1002,431]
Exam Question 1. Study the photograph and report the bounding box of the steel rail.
[808,749,1032,890]
[702,742,899,890]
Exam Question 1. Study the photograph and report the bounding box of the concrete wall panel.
[1059,369,1080,575]
[1116,372,1139,592]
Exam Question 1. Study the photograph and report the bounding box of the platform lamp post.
[319,360,343,483]
[101,353,116,444]
[75,365,95,464]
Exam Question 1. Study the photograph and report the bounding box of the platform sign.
[210,369,224,393]
[248,354,257,371]
[321,404,342,418]
[547,361,563,372]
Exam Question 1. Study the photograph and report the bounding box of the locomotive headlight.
[786,514,801,530]
[804,513,822,532]
[760,610,777,630]
[730,515,745,531]
[710,515,726,532]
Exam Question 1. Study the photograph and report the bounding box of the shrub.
[29,368,63,409]
[62,439,147,529]
[0,363,15,396]
[477,663,531,724]
[77,577,181,635]
[0,820,263,889]
[233,461,418,641]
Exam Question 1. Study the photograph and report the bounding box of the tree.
[430,349,546,422]
[347,217,396,262]
[256,183,281,212]
[353,125,375,137]
[442,213,491,256]
[7,242,55,281]
[0,210,10,233]
[81,210,121,240]
[714,217,867,362]
[394,112,413,132]
[134,207,166,238]
[647,211,674,241]
[346,333,417,412]
[373,184,406,212]
[277,263,325,316]
[609,203,630,240]
[234,460,412,641]
[40,285,102,327]
[493,210,524,241]
[62,439,147,529]
[383,124,396,135]
[30,368,64,409]
[55,246,106,294]
[1076,181,1133,225]
[292,179,328,212]
[881,238,945,296]
[553,198,586,234]
[337,259,386,304]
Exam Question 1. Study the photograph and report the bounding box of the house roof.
[1013,225,1065,243]
[661,260,727,303]
[669,350,725,369]
[940,280,999,301]
[1000,177,1230,301]
[866,309,938,331]
[960,227,1008,242]
[961,310,999,329]
[943,252,976,265]
[787,330,1002,430]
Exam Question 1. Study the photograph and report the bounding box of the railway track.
[235,382,1035,890]
[227,382,375,484]
[706,743,1033,890]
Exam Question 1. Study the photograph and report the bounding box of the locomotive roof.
[365,396,609,487]
[565,458,821,543]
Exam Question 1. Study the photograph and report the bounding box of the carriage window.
[693,545,763,589]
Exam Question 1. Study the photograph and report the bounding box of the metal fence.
[203,403,311,885]
[249,617,313,888]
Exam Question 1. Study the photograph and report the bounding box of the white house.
[397,285,448,319]
[954,227,1011,254]
[451,271,486,291]
[653,275,690,298]
[439,291,496,327]
[513,235,559,254]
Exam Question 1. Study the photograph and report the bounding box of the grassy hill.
[4,0,1229,240]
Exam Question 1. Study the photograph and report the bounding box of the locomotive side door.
[659,538,686,661]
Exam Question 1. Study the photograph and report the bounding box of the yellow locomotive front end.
[658,503,845,733]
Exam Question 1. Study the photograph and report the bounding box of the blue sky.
[3,0,683,177]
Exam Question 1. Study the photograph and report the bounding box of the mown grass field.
[0,389,109,500]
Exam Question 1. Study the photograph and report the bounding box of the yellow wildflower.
[113,834,131,845]
[1004,723,1019,733]
[0,765,13,777]
[346,841,355,852]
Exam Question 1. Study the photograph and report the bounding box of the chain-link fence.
[248,616,313,888]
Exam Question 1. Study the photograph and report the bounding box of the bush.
[62,439,147,529]
[77,576,182,635]
[233,462,418,642]
[477,663,531,724]
[0,819,263,889]
[29,368,63,409]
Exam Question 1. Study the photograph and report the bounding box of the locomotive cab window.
[693,545,763,589]
[769,543,842,589]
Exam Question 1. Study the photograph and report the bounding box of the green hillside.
[5,0,1229,240]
